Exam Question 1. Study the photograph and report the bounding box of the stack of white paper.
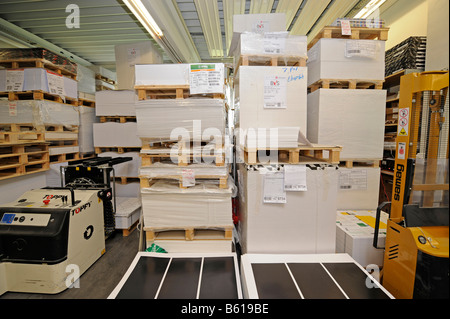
[135,98,226,141]
[78,105,98,153]
[95,90,137,116]
[93,122,141,147]
[115,197,142,230]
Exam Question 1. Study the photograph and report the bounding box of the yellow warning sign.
[399,128,408,136]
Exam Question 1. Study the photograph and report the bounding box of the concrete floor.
[0,229,140,299]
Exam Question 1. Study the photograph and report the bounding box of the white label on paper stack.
[341,20,352,35]
[339,169,368,190]
[182,169,196,187]
[5,69,24,91]
[263,32,287,54]
[263,171,286,204]
[189,64,224,94]
[284,164,307,191]
[345,40,378,59]
[46,70,66,96]
[263,75,287,109]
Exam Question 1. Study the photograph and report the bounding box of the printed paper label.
[284,165,307,191]
[345,40,378,58]
[8,102,17,117]
[263,32,287,54]
[397,142,406,160]
[5,69,24,91]
[264,75,287,109]
[339,169,368,190]
[46,70,66,96]
[398,108,409,136]
[263,172,286,204]
[127,48,140,67]
[189,64,223,94]
[182,169,195,187]
[341,20,352,35]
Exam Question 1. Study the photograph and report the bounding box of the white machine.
[0,156,131,295]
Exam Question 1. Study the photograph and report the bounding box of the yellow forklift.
[373,71,449,299]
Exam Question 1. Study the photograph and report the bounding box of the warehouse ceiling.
[0,0,395,72]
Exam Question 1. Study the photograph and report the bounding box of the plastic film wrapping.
[233,32,307,68]
[307,89,386,160]
[95,90,137,116]
[0,100,79,128]
[135,98,226,141]
[141,179,233,228]
[0,48,77,74]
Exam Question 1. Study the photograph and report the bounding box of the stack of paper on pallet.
[135,98,226,141]
[95,90,137,116]
[93,122,141,147]
[336,210,388,267]
[115,197,142,232]
[307,38,385,86]
[237,163,338,254]
[78,105,97,154]
[234,66,308,148]
[307,89,386,160]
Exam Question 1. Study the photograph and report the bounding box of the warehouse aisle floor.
[0,229,140,299]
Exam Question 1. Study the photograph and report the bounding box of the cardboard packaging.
[237,163,338,254]
[307,38,385,86]
[337,167,381,210]
[235,66,308,147]
[307,89,386,160]
[0,68,78,99]
[336,210,388,267]
[95,90,137,116]
[93,122,141,147]
[115,41,163,90]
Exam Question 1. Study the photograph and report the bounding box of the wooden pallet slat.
[308,79,384,92]
[0,58,77,80]
[99,116,136,123]
[237,54,307,72]
[135,85,224,100]
[0,143,49,180]
[242,144,342,165]
[0,90,78,105]
[139,174,228,189]
[308,26,390,49]
[144,225,233,241]
[0,123,46,144]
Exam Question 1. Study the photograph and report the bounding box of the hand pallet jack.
[373,71,449,299]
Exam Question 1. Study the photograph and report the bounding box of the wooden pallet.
[140,139,226,167]
[308,26,390,49]
[0,58,77,80]
[135,85,224,100]
[115,176,140,185]
[0,143,49,181]
[78,98,96,107]
[139,174,228,189]
[236,54,307,72]
[339,159,381,169]
[308,79,384,92]
[49,152,80,164]
[144,225,233,241]
[95,74,116,85]
[0,90,78,105]
[0,123,46,144]
[95,146,141,154]
[99,116,136,123]
[242,144,342,165]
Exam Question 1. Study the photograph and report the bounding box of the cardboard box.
[95,90,137,116]
[336,210,388,267]
[93,122,141,147]
[115,41,163,90]
[237,163,338,254]
[235,66,308,147]
[337,167,381,210]
[0,68,78,99]
[307,89,386,160]
[307,38,385,86]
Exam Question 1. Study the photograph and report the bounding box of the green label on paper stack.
[146,243,167,253]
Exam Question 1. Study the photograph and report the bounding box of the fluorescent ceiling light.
[276,0,304,29]
[354,0,386,18]
[249,0,274,14]
[123,0,200,63]
[194,0,223,58]
[223,0,246,54]
[123,0,163,37]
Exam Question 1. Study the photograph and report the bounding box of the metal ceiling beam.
[0,17,92,66]
[290,0,331,35]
